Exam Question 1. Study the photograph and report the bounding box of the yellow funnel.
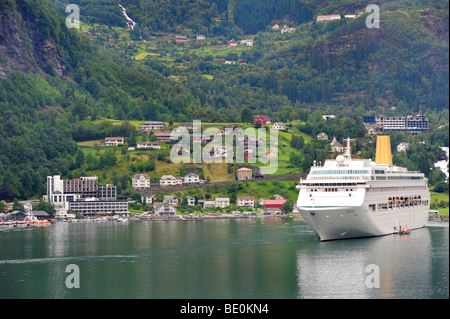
[375,135,393,166]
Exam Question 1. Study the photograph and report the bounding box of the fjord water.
[0,219,448,299]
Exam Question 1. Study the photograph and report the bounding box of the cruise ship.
[297,136,430,241]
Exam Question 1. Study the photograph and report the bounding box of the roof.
[238,196,254,200]
[105,137,124,140]
[237,167,252,171]
[264,199,287,205]
[215,198,229,201]
[31,211,49,217]
[133,173,150,179]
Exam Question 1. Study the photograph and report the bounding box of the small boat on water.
[400,226,411,235]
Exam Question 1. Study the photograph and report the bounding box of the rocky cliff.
[0,1,66,80]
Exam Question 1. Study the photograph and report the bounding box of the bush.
[434,181,449,193]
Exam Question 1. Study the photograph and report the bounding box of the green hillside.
[0,0,448,202]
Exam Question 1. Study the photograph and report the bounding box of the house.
[136,141,161,150]
[272,24,280,30]
[240,39,253,46]
[281,25,295,33]
[196,34,205,41]
[132,174,151,189]
[227,39,237,47]
[174,35,188,42]
[253,115,273,126]
[397,142,410,152]
[272,122,286,130]
[316,14,341,22]
[186,196,196,206]
[153,132,172,141]
[153,202,176,215]
[237,196,254,208]
[160,175,183,187]
[139,121,165,132]
[183,173,200,184]
[163,195,178,206]
[104,137,124,146]
[215,198,230,208]
[330,137,344,153]
[203,201,216,209]
[317,132,329,141]
[322,115,336,120]
[236,167,252,181]
[264,199,287,211]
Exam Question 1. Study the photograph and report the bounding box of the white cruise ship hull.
[299,205,429,241]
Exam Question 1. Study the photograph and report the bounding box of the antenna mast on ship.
[343,138,355,160]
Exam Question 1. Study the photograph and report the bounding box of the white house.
[160,175,183,187]
[163,195,178,206]
[136,141,161,150]
[196,34,205,41]
[203,201,216,208]
[397,142,410,152]
[186,196,196,206]
[317,132,329,141]
[240,39,253,46]
[183,173,200,184]
[330,137,344,153]
[153,202,176,215]
[132,174,151,189]
[105,137,124,146]
[215,198,230,208]
[139,121,165,132]
[316,14,341,22]
[237,196,254,208]
[281,25,295,33]
[272,122,286,130]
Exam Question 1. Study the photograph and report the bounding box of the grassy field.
[430,191,450,215]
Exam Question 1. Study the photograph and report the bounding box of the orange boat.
[400,226,411,235]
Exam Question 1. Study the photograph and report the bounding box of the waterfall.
[119,4,136,30]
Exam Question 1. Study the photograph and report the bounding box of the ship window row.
[311,169,369,175]
[372,176,423,180]
[368,196,429,212]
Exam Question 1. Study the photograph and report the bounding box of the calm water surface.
[0,218,448,299]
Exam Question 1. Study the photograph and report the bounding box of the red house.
[253,115,273,126]
[174,35,188,42]
[264,199,287,211]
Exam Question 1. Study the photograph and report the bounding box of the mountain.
[0,0,448,201]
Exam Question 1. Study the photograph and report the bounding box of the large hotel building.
[45,175,127,215]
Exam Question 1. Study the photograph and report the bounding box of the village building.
[136,141,161,150]
[196,34,205,41]
[139,121,165,132]
[227,39,238,47]
[264,199,287,212]
[104,137,124,146]
[236,167,253,181]
[160,175,183,187]
[153,202,176,215]
[163,195,178,206]
[317,132,329,141]
[174,35,188,42]
[183,173,200,184]
[397,142,410,152]
[152,132,172,141]
[316,14,341,22]
[215,198,230,208]
[237,196,255,208]
[272,122,286,130]
[240,39,253,46]
[330,137,344,153]
[253,115,273,126]
[186,196,196,206]
[98,184,117,201]
[132,174,151,189]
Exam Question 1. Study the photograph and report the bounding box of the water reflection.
[295,227,448,298]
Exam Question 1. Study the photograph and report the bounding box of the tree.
[75,150,85,168]
[241,107,253,123]
[282,200,292,214]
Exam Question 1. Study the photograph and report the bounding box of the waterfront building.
[98,184,117,200]
[237,196,255,208]
[363,112,429,135]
